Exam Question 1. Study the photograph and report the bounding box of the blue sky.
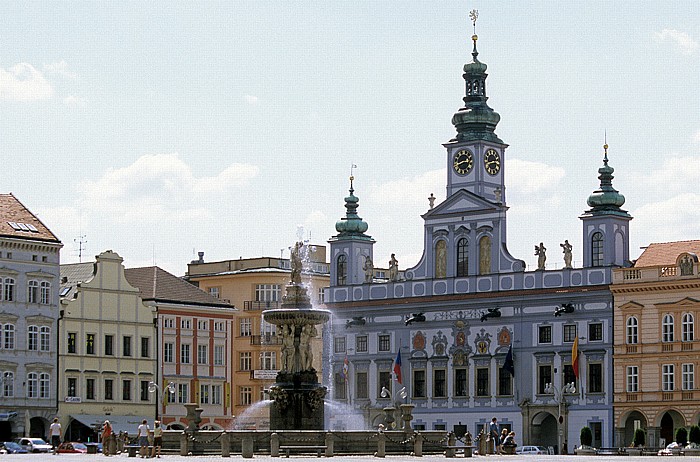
[1,2,699,275]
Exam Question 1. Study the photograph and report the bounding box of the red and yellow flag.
[572,337,579,379]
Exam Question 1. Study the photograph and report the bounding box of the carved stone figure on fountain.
[299,324,317,371]
[290,241,303,284]
[281,324,296,372]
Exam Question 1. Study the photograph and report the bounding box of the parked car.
[516,445,549,455]
[57,442,88,454]
[0,441,29,454]
[13,437,52,453]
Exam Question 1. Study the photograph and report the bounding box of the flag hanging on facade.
[341,355,349,382]
[393,349,402,384]
[502,344,515,377]
[572,336,579,379]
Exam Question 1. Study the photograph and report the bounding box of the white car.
[516,445,549,455]
[13,437,52,453]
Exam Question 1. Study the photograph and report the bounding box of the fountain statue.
[263,241,330,430]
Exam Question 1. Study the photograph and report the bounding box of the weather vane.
[469,9,478,34]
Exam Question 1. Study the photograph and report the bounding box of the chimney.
[198,251,204,263]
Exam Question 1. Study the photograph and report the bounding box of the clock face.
[453,149,474,175]
[484,149,501,175]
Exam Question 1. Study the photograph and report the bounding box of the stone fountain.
[263,241,330,430]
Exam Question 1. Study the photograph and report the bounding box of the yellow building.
[185,247,329,429]
[59,251,157,440]
[612,240,700,447]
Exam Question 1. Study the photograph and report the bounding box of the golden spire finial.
[603,131,609,165]
[469,9,479,43]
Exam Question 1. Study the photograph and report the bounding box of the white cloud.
[629,155,700,196]
[368,168,444,208]
[244,94,259,105]
[44,60,78,79]
[654,29,699,55]
[0,63,54,101]
[64,95,88,108]
[506,158,566,194]
[633,193,700,246]
[694,129,700,143]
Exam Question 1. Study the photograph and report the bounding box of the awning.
[0,412,18,421]
[70,414,150,435]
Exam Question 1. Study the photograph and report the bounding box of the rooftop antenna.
[74,235,87,262]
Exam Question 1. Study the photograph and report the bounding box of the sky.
[1,1,699,276]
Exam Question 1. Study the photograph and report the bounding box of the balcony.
[614,263,697,284]
[244,300,281,311]
[250,334,283,346]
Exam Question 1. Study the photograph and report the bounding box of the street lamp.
[148,381,175,420]
[544,381,576,454]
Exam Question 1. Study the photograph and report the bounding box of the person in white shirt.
[49,418,62,455]
[137,419,150,458]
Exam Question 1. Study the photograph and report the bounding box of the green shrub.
[633,428,645,447]
[689,425,700,445]
[676,427,688,446]
[580,426,593,447]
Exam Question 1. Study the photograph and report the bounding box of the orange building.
[612,240,700,447]
[185,247,329,429]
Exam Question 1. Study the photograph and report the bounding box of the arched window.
[2,371,13,397]
[28,280,38,304]
[3,324,14,350]
[28,325,38,351]
[39,373,50,398]
[40,281,51,304]
[435,240,447,278]
[626,316,638,344]
[27,372,38,398]
[3,277,14,301]
[336,254,347,286]
[456,238,468,277]
[479,236,491,275]
[591,232,604,266]
[682,313,694,342]
[40,326,51,352]
[662,314,674,342]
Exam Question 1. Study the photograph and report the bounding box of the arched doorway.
[621,410,647,447]
[29,417,46,439]
[659,411,685,447]
[530,411,557,450]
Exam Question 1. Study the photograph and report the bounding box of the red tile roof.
[634,240,700,267]
[0,193,60,242]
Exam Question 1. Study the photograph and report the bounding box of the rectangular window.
[239,318,252,336]
[214,321,225,332]
[662,364,675,391]
[378,334,391,352]
[181,319,192,329]
[255,284,280,302]
[180,344,191,364]
[178,383,189,403]
[261,351,276,370]
[378,371,391,397]
[588,323,603,342]
[164,343,174,363]
[211,385,222,405]
[214,345,224,366]
[498,367,512,396]
[122,380,132,401]
[40,327,50,352]
[356,335,368,353]
[588,363,603,393]
[105,335,114,356]
[240,352,252,371]
[105,379,113,400]
[563,364,577,386]
[683,363,695,390]
[198,345,208,364]
[123,336,132,357]
[455,368,468,397]
[67,332,77,354]
[86,333,95,355]
[28,327,38,351]
[626,366,638,392]
[356,372,368,399]
[476,367,489,397]
[197,320,208,331]
[334,373,347,400]
[539,365,552,394]
[334,337,346,354]
[413,370,426,398]
[67,378,77,397]
[163,318,174,329]
[239,386,252,405]
[200,384,210,404]
[140,380,150,401]
[86,378,95,400]
[563,324,577,343]
[538,325,552,344]
[434,369,446,398]
[141,337,150,358]
[208,287,220,299]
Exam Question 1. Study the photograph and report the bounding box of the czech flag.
[393,350,402,384]
[572,337,579,379]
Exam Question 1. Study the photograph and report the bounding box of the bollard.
[180,432,189,456]
[242,436,254,459]
[446,432,456,458]
[221,432,230,457]
[270,432,280,458]
[376,431,386,458]
[414,432,423,457]
[325,432,334,457]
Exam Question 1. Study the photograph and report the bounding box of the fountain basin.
[263,308,330,327]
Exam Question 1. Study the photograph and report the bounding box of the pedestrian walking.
[137,419,150,458]
[101,420,112,456]
[151,421,162,458]
[49,417,62,455]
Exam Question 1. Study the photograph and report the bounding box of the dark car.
[0,441,29,453]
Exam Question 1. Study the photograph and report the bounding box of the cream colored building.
[612,240,700,447]
[185,247,330,429]
[59,251,157,440]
